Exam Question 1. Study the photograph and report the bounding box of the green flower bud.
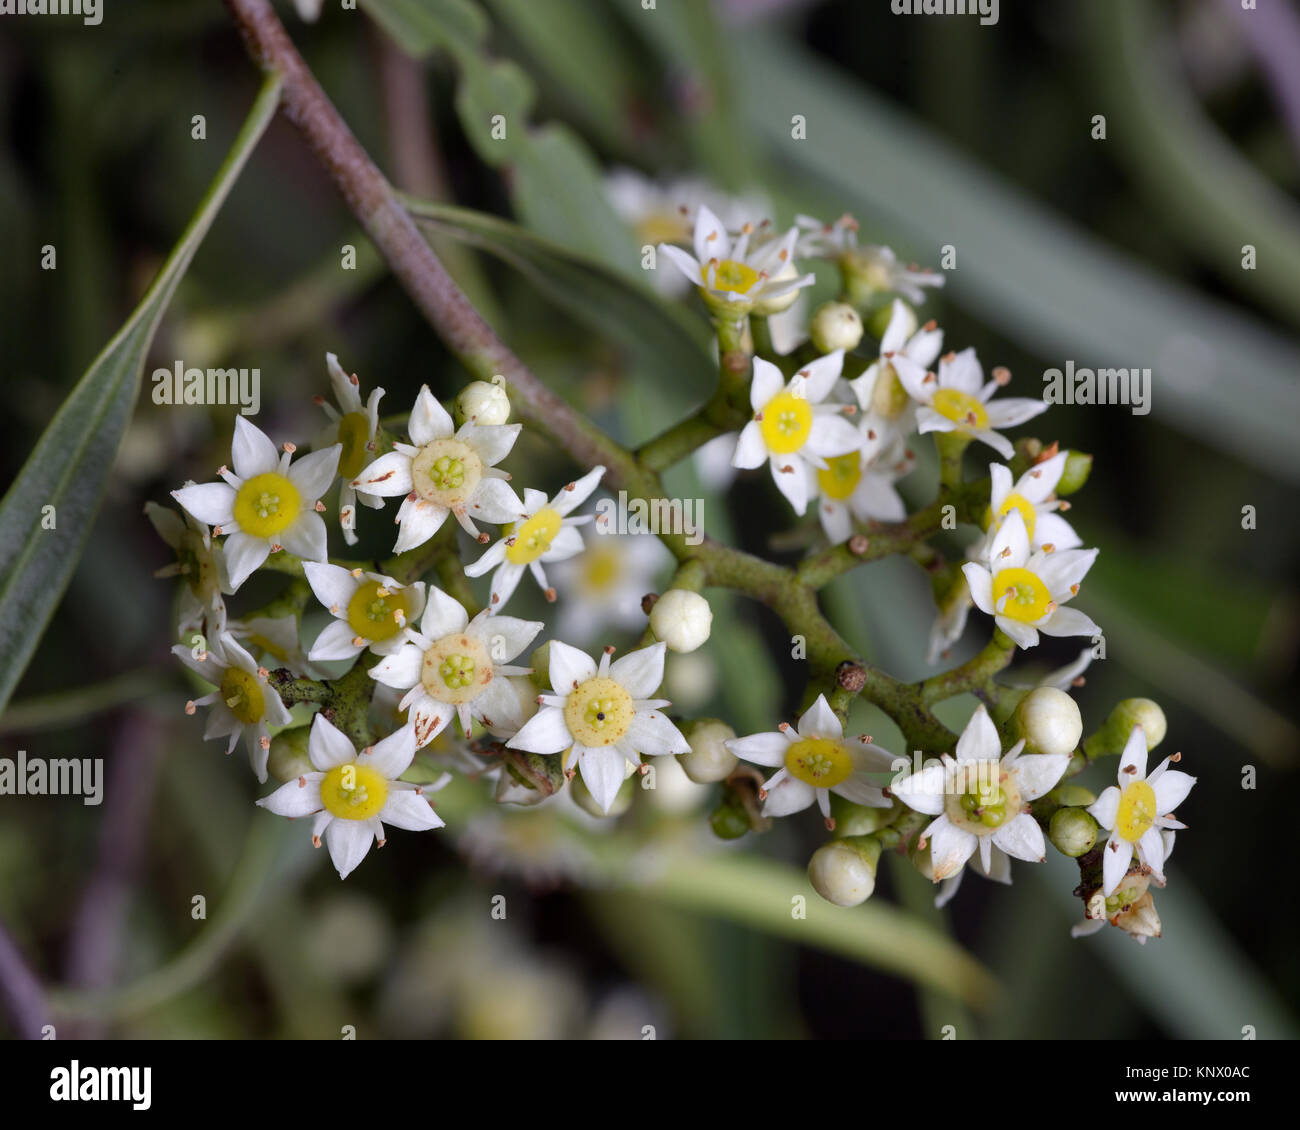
[709,795,752,840]
[1088,698,1167,759]
[1054,783,1096,807]
[267,724,314,783]
[1055,450,1092,496]
[454,378,510,426]
[528,642,551,691]
[864,297,915,343]
[496,750,565,806]
[571,769,634,818]
[1049,807,1099,858]
[908,838,935,881]
[810,301,864,354]
[1012,686,1083,757]
[678,718,738,784]
[808,836,881,907]
[830,792,897,837]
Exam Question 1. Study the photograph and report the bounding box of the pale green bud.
[267,724,314,783]
[810,301,864,354]
[1055,450,1093,496]
[1049,807,1099,858]
[1088,698,1167,759]
[809,836,881,907]
[528,642,551,691]
[455,378,510,426]
[830,793,897,837]
[649,589,713,653]
[1012,686,1083,757]
[865,297,916,343]
[678,718,738,784]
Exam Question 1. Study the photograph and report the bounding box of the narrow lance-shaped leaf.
[0,73,283,717]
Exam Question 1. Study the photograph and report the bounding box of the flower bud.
[496,750,565,807]
[865,298,916,343]
[1012,686,1082,757]
[749,260,802,316]
[1055,450,1092,496]
[808,836,881,907]
[830,792,897,837]
[267,724,314,783]
[810,301,863,354]
[1088,698,1167,758]
[528,642,551,691]
[1049,807,1099,858]
[709,794,752,840]
[649,589,713,653]
[455,378,510,426]
[908,838,935,881]
[678,718,738,783]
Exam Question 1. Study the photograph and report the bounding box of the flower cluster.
[149,198,1192,943]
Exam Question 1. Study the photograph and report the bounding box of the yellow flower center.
[784,737,853,788]
[232,472,301,539]
[336,411,372,480]
[986,491,1037,541]
[992,567,1051,623]
[759,391,813,455]
[346,580,411,642]
[219,665,266,725]
[817,452,862,501]
[564,676,634,748]
[581,543,620,593]
[945,760,1020,833]
[320,762,389,821]
[411,437,483,508]
[932,388,990,430]
[420,632,492,705]
[703,258,760,294]
[245,633,289,663]
[505,508,563,565]
[1116,779,1157,843]
[870,364,911,420]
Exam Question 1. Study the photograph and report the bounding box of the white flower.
[972,451,1081,558]
[172,631,294,782]
[506,641,689,814]
[145,500,229,638]
[464,467,605,610]
[351,385,524,553]
[368,587,542,747]
[313,353,385,546]
[227,612,320,678]
[926,572,972,666]
[897,346,1047,459]
[847,298,943,442]
[726,694,894,826]
[812,427,912,545]
[795,215,945,305]
[551,530,672,644]
[892,705,1070,881]
[256,713,445,879]
[658,205,814,316]
[172,417,340,591]
[649,589,713,653]
[934,843,1012,909]
[303,562,426,661]
[731,353,862,516]
[961,510,1100,649]
[1087,726,1194,898]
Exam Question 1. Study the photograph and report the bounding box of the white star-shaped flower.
[256,713,445,879]
[145,500,229,638]
[506,641,689,814]
[972,450,1081,558]
[658,205,814,316]
[351,385,525,553]
[303,562,426,662]
[726,694,895,826]
[312,353,385,546]
[171,418,340,591]
[795,215,945,304]
[464,466,605,611]
[1087,725,1194,897]
[732,353,863,516]
[897,346,1047,459]
[961,509,1100,649]
[813,428,912,545]
[368,586,542,747]
[172,631,294,782]
[892,705,1070,881]
[846,298,943,444]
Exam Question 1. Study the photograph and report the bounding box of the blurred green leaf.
[0,74,283,717]
[404,196,712,393]
[357,0,489,59]
[734,32,1300,482]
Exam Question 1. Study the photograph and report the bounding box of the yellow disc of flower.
[320,763,389,821]
[704,259,760,294]
[565,677,634,747]
[506,508,563,565]
[987,491,1037,541]
[784,737,853,788]
[336,411,372,479]
[992,567,1051,623]
[1116,779,1157,843]
[233,472,301,539]
[347,580,410,642]
[817,452,862,501]
[760,391,813,454]
[220,666,266,724]
[932,388,990,431]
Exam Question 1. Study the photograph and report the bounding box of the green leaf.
[453,55,536,164]
[403,196,713,395]
[357,0,488,60]
[0,74,283,718]
[733,33,1300,483]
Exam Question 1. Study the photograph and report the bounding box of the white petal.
[1118,725,1149,782]
[551,465,606,516]
[1088,786,1121,830]
[995,616,1039,649]
[955,705,1000,762]
[1039,606,1100,639]
[806,414,863,458]
[409,385,455,446]
[279,512,328,562]
[893,764,946,815]
[579,746,627,814]
[608,642,666,699]
[625,709,689,756]
[458,421,521,467]
[984,396,1048,429]
[309,619,366,662]
[962,563,994,613]
[287,444,341,502]
[488,561,527,612]
[325,818,374,879]
[769,456,810,515]
[1101,831,1131,896]
[1036,547,1098,594]
[363,724,416,778]
[303,561,360,616]
[732,421,768,469]
[256,775,323,817]
[1008,751,1070,801]
[506,705,572,754]
[222,531,271,590]
[927,817,977,881]
[761,775,815,817]
[1019,451,1066,502]
[393,497,448,553]
[463,537,508,578]
[379,787,445,831]
[171,482,236,528]
[1034,512,1082,551]
[548,641,598,692]
[989,508,1030,569]
[409,699,452,748]
[988,462,1012,508]
[991,812,1044,862]
[231,416,280,479]
[796,694,843,741]
[726,731,790,768]
[468,612,543,664]
[309,712,358,771]
[352,451,413,497]
[419,586,470,639]
[367,643,424,690]
[749,357,784,412]
[791,349,843,403]
[1137,826,1166,882]
[468,477,526,524]
[1152,767,1195,814]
